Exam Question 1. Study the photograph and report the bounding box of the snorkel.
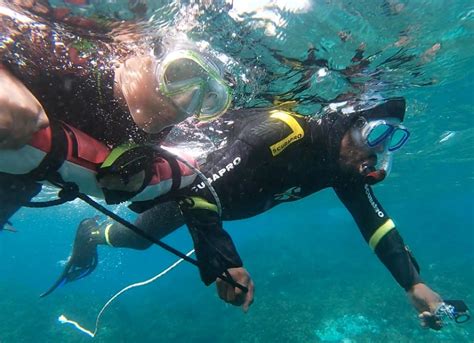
[359,151,391,185]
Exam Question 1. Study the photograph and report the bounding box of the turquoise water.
[1,1,473,342]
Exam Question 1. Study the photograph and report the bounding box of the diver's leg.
[41,217,102,297]
[42,201,185,296]
[104,201,185,249]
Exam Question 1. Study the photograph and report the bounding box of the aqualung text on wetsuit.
[364,184,385,218]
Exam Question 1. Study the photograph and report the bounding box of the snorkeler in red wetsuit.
[0,0,233,215]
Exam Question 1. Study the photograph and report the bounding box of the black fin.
[41,218,100,297]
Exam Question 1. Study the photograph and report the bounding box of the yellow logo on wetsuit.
[269,111,305,156]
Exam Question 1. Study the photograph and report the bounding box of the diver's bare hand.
[216,267,254,312]
[0,67,49,149]
[407,283,444,330]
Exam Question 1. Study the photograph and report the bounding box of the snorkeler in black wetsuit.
[46,97,450,330]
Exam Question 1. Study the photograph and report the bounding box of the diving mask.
[361,119,410,152]
[352,118,410,184]
[157,50,232,121]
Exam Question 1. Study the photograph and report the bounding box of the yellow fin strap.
[104,223,114,247]
[369,219,395,251]
[188,197,218,213]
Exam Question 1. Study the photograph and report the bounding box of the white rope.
[58,315,95,337]
[58,249,195,338]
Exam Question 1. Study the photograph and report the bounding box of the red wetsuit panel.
[29,127,53,153]
[149,155,196,186]
[28,125,109,171]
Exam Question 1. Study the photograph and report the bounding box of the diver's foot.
[71,217,105,266]
[41,217,104,297]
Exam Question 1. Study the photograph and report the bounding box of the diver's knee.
[106,228,153,250]
[132,238,153,250]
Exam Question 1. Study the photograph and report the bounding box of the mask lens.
[162,58,208,94]
[169,85,205,115]
[367,123,392,147]
[199,78,231,121]
[158,51,232,120]
[388,128,409,151]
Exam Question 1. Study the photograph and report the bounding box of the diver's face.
[115,55,187,133]
[338,127,378,177]
[338,117,408,184]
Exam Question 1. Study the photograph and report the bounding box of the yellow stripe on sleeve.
[104,223,114,247]
[190,197,218,213]
[368,219,395,251]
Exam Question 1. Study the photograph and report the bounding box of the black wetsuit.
[109,107,422,291]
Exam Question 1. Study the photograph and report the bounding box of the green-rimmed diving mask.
[157,50,232,121]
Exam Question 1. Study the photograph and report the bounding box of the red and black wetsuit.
[0,2,176,227]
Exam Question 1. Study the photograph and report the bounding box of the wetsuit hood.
[316,97,406,179]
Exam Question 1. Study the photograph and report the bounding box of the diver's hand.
[0,67,49,149]
[216,267,254,313]
[407,283,444,330]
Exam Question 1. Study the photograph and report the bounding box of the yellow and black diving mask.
[157,50,232,121]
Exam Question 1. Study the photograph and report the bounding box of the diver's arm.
[334,182,422,289]
[178,198,254,311]
[0,65,49,149]
[334,182,444,329]
[179,198,244,285]
[0,66,47,226]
